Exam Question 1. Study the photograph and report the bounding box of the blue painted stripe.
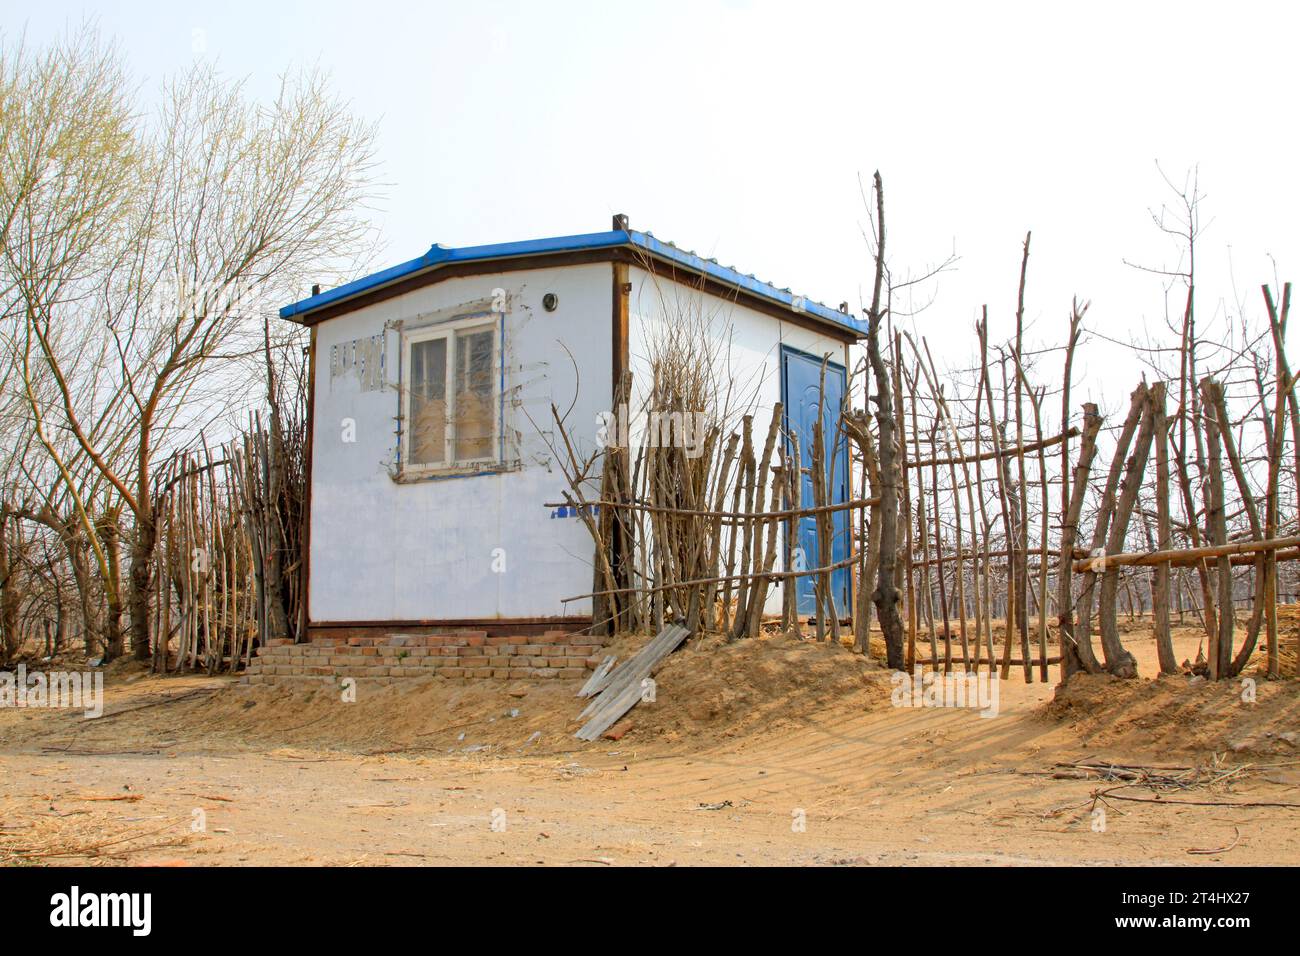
[279,229,863,335]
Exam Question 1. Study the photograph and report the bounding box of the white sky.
[8,0,1298,417]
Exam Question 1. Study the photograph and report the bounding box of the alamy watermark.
[596,403,710,459]
[50,886,150,936]
[890,666,1000,718]
[142,273,273,323]
[0,664,104,718]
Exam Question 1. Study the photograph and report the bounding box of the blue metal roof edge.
[279,228,864,335]
[625,231,863,332]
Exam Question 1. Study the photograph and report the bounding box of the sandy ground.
[1,624,1298,866]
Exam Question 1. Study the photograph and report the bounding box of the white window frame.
[400,312,501,475]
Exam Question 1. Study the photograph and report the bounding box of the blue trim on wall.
[280,229,864,336]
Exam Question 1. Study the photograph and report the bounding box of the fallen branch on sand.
[1187,827,1242,855]
[1033,760,1254,793]
[93,687,223,722]
[1091,785,1300,810]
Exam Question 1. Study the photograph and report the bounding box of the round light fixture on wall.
[542,292,559,312]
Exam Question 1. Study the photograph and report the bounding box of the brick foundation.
[240,630,607,687]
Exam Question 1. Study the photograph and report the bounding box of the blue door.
[781,346,851,617]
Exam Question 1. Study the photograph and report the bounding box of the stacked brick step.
[241,631,607,686]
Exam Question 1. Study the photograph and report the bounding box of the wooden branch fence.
[145,413,305,674]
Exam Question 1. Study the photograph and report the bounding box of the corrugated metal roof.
[279,227,863,335]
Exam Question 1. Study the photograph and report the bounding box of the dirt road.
[2,630,1298,866]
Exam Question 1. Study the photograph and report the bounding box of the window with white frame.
[402,316,499,471]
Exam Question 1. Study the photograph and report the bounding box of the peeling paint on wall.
[550,504,599,519]
[330,332,386,391]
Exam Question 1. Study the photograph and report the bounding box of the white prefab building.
[281,218,863,638]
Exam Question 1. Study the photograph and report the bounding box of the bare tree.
[856,172,906,669]
[2,30,378,660]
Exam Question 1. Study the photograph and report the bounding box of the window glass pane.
[454,327,494,461]
[409,337,446,464]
